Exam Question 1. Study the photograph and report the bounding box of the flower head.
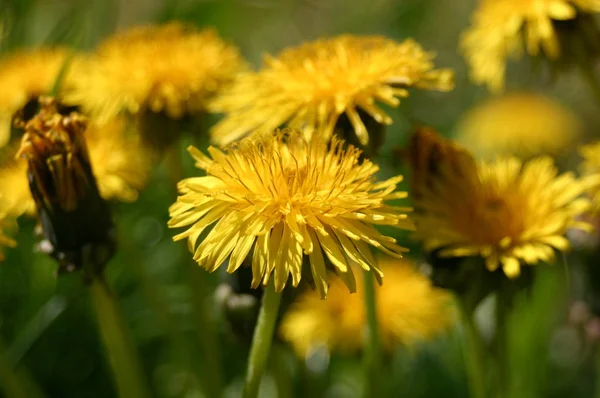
[210,35,454,147]
[279,258,454,356]
[16,97,114,272]
[410,129,592,278]
[456,92,581,158]
[461,0,600,91]
[0,48,69,147]
[169,130,413,297]
[64,22,247,123]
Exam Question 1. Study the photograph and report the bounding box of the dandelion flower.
[279,258,454,356]
[456,92,581,158]
[85,118,151,203]
[0,213,16,261]
[65,22,247,123]
[0,48,69,147]
[169,130,413,297]
[210,35,454,147]
[410,129,593,278]
[0,111,150,218]
[461,0,600,92]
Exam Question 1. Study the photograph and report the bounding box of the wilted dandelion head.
[210,35,454,147]
[456,92,581,158]
[169,130,413,297]
[0,114,150,218]
[461,0,600,92]
[16,97,114,271]
[65,22,247,123]
[410,129,593,278]
[279,258,454,356]
[0,212,16,262]
[0,47,68,147]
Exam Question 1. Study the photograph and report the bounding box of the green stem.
[90,277,151,398]
[0,340,45,398]
[243,281,282,398]
[595,343,600,398]
[495,292,509,398]
[363,270,382,398]
[190,266,223,398]
[458,299,487,398]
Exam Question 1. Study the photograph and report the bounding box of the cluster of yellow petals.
[0,117,150,217]
[0,48,68,147]
[279,258,454,356]
[456,92,581,158]
[461,0,600,91]
[411,129,595,278]
[210,35,454,147]
[64,22,247,123]
[169,131,413,297]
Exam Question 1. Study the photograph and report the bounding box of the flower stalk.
[458,299,487,398]
[90,277,151,398]
[363,270,382,398]
[243,281,282,398]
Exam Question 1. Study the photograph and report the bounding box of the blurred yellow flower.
[86,118,151,203]
[0,48,69,147]
[410,129,593,278]
[456,92,581,158]
[210,35,454,147]
[279,258,454,356]
[0,117,150,217]
[169,130,413,297]
[0,212,16,261]
[65,22,247,123]
[580,141,600,211]
[461,0,600,91]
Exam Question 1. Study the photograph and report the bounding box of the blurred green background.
[1,0,600,397]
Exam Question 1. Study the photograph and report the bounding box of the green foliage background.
[0,0,599,397]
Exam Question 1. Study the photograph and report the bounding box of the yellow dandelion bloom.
[210,35,454,147]
[0,117,150,217]
[0,212,16,261]
[0,48,69,147]
[169,130,413,297]
[0,147,35,216]
[456,92,581,158]
[580,141,600,211]
[461,0,600,91]
[410,129,593,278]
[279,258,454,356]
[86,118,151,203]
[64,22,247,123]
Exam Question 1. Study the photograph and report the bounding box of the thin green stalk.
[363,270,382,398]
[458,299,487,398]
[595,344,600,398]
[0,341,45,398]
[190,266,224,398]
[243,281,282,398]
[166,141,225,397]
[494,292,509,398]
[90,277,150,398]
